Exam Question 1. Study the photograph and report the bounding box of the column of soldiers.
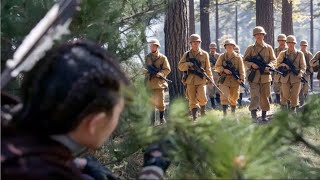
[144,26,319,124]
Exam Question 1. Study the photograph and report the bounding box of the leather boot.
[222,105,228,116]
[200,105,206,116]
[192,108,198,121]
[238,93,243,107]
[261,111,267,121]
[231,105,236,114]
[159,111,166,124]
[251,110,257,122]
[276,94,281,104]
[210,97,216,109]
[215,93,221,105]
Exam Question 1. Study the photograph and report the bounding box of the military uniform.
[310,51,320,87]
[178,34,213,120]
[207,42,221,108]
[145,39,171,124]
[215,39,245,115]
[243,26,276,121]
[277,36,306,110]
[299,40,313,106]
[234,45,246,106]
[273,34,287,104]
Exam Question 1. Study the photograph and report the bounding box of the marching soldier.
[207,42,221,108]
[277,35,306,112]
[243,26,277,122]
[144,39,171,125]
[273,34,287,104]
[310,51,320,87]
[299,40,313,106]
[178,34,213,121]
[215,39,245,115]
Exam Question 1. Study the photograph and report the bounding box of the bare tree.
[256,0,274,47]
[281,0,294,35]
[200,0,211,52]
[164,0,189,99]
[189,0,195,35]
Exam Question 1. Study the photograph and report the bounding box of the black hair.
[14,40,130,135]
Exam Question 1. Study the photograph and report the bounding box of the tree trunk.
[164,0,189,100]
[189,0,195,35]
[215,0,220,52]
[235,2,238,44]
[200,0,210,52]
[281,0,293,35]
[256,0,274,47]
[310,0,314,54]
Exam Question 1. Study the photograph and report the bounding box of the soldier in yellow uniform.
[273,34,287,104]
[234,45,245,107]
[310,51,320,87]
[243,26,277,121]
[207,42,221,108]
[215,39,245,116]
[178,34,213,121]
[144,39,171,125]
[299,40,313,106]
[277,35,306,112]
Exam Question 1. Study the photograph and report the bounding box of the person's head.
[15,40,130,148]
[189,34,201,50]
[148,39,161,53]
[209,42,217,53]
[253,26,266,42]
[286,35,297,50]
[277,34,287,46]
[223,39,236,53]
[300,40,308,51]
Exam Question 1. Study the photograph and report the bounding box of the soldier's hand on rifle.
[280,63,290,70]
[264,67,270,72]
[187,62,194,67]
[251,63,259,70]
[156,72,162,77]
[297,73,303,79]
[237,79,244,84]
[223,69,232,75]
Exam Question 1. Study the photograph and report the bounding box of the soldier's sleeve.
[178,52,189,71]
[243,46,254,69]
[160,56,171,77]
[267,46,277,68]
[310,52,320,67]
[214,54,224,74]
[238,56,245,80]
[299,52,306,74]
[204,52,213,79]
[276,51,285,68]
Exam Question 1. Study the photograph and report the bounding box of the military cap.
[148,39,161,48]
[209,42,217,49]
[223,39,236,47]
[253,26,267,36]
[300,40,308,46]
[189,34,202,42]
[286,35,297,44]
[277,34,287,41]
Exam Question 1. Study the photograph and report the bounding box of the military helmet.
[234,45,240,53]
[277,34,287,41]
[189,34,202,42]
[252,26,267,36]
[223,39,236,47]
[209,42,217,49]
[300,40,308,46]
[148,39,161,48]
[286,35,297,44]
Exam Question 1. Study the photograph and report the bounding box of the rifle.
[188,58,224,95]
[146,65,172,83]
[209,55,217,66]
[279,58,310,88]
[223,60,250,94]
[248,54,283,75]
[1,0,81,89]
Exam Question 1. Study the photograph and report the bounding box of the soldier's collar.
[255,41,267,48]
[190,48,202,56]
[51,135,87,157]
[151,51,160,57]
[287,48,297,54]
